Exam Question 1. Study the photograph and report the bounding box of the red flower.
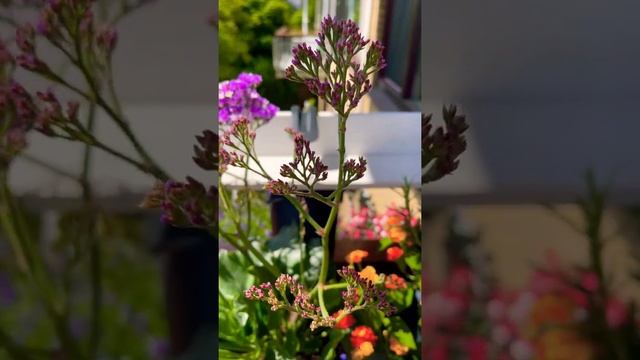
[333,311,356,330]
[385,274,407,290]
[386,246,404,261]
[350,325,378,348]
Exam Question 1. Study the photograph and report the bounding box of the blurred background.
[422,1,640,358]
[0,0,215,358]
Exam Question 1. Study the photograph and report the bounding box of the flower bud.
[96,27,118,55]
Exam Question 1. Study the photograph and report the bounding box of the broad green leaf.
[219,250,254,300]
[379,237,393,251]
[404,253,421,272]
[388,317,417,350]
[387,288,415,312]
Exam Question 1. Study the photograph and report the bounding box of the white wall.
[423,0,640,204]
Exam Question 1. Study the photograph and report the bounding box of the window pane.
[384,0,418,90]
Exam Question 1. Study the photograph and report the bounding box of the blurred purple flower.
[218,72,278,125]
[148,337,170,359]
[0,273,16,306]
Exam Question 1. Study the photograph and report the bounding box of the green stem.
[219,182,279,278]
[242,147,324,232]
[244,165,252,239]
[81,103,102,358]
[0,175,82,358]
[19,153,83,184]
[316,115,347,318]
[49,28,169,182]
[309,282,348,298]
[299,206,306,286]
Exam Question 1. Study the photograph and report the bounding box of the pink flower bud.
[97,27,118,54]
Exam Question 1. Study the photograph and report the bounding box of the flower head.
[386,246,404,261]
[389,336,409,356]
[359,266,378,283]
[140,178,217,230]
[245,274,334,331]
[423,107,469,184]
[384,274,407,290]
[192,130,218,171]
[352,341,374,360]
[218,72,278,125]
[350,325,378,348]
[338,266,395,316]
[285,16,386,116]
[345,249,369,264]
[333,310,356,330]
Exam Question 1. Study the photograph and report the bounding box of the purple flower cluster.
[338,266,396,317]
[15,0,118,76]
[218,72,279,125]
[278,132,328,186]
[422,106,469,184]
[141,177,217,230]
[245,274,335,330]
[285,16,386,116]
[192,130,218,171]
[218,117,254,173]
[342,156,367,186]
[0,76,85,164]
[264,179,297,195]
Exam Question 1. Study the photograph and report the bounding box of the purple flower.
[0,274,16,306]
[218,72,278,125]
[285,16,387,116]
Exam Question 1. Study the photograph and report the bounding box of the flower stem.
[317,115,347,318]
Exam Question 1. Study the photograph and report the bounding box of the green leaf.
[321,330,346,359]
[387,288,415,312]
[268,224,298,251]
[388,317,417,351]
[219,250,254,300]
[404,253,421,272]
[379,237,393,251]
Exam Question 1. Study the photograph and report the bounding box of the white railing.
[222,111,422,189]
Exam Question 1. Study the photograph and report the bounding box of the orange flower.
[332,310,356,330]
[350,325,378,348]
[359,266,379,283]
[346,250,369,264]
[389,336,409,356]
[386,246,404,261]
[530,295,576,330]
[537,328,594,360]
[387,214,405,226]
[352,341,374,360]
[385,274,407,290]
[388,227,407,243]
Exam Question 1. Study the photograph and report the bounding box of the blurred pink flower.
[606,297,629,328]
[429,336,450,360]
[580,272,599,292]
[465,336,489,360]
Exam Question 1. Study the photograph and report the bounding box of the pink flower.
[529,270,563,295]
[445,266,473,295]
[465,336,488,360]
[580,272,599,292]
[428,336,450,360]
[606,298,628,328]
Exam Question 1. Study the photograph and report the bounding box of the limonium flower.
[218,72,279,125]
[285,16,386,116]
[244,274,335,330]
